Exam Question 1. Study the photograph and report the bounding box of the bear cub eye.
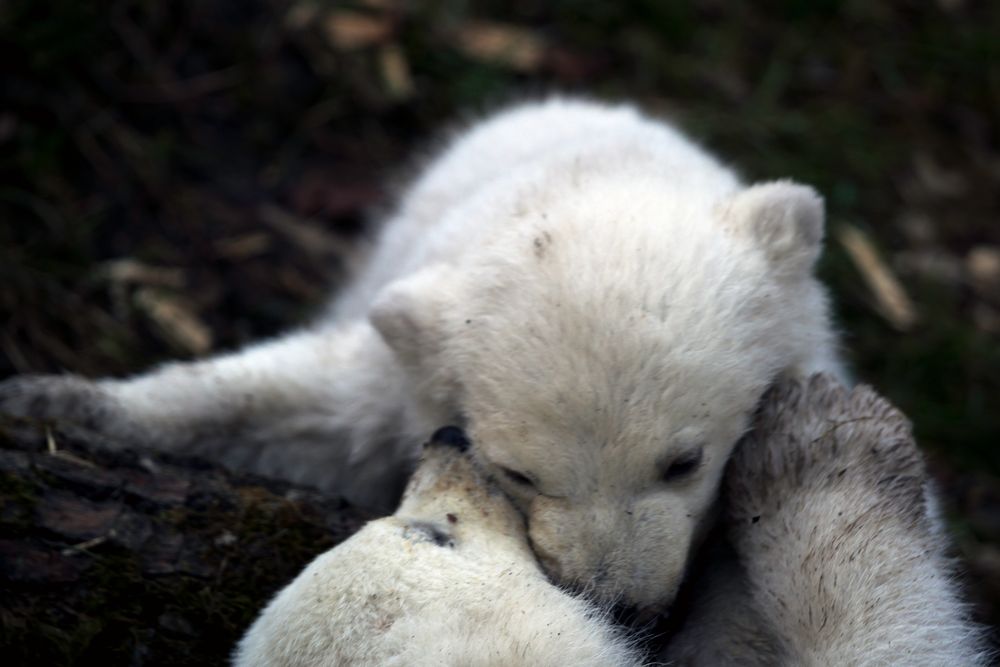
[500,466,535,488]
[660,449,703,483]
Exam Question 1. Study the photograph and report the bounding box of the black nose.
[427,425,470,452]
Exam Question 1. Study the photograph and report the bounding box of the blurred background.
[1,0,997,657]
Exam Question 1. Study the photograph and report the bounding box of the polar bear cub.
[234,427,641,667]
[0,98,842,611]
[238,379,990,666]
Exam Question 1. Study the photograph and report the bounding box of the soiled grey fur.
[664,374,992,666]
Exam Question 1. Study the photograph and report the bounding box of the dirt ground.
[1,0,998,659]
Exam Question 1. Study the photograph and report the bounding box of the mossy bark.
[0,419,371,666]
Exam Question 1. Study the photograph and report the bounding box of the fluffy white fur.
[664,374,992,665]
[234,434,641,667]
[0,98,843,607]
[236,378,989,666]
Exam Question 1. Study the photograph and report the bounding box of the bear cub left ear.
[724,180,825,278]
[369,263,460,368]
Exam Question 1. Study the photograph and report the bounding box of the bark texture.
[0,418,371,666]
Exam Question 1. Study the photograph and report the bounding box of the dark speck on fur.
[403,521,455,548]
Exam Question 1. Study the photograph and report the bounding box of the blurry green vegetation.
[1,0,998,643]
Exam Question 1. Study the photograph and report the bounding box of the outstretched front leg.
[665,374,990,666]
[0,322,424,510]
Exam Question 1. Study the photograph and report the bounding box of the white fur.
[236,378,990,666]
[0,98,844,607]
[234,441,641,667]
[664,375,992,665]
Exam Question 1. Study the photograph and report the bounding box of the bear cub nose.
[428,425,470,451]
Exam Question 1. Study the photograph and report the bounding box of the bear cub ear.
[725,180,825,277]
[369,264,459,367]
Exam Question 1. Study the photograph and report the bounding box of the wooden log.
[0,418,371,665]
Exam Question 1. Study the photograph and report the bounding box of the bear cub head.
[372,178,836,612]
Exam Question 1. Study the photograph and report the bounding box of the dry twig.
[837,224,918,331]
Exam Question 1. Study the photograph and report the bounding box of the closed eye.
[500,466,535,488]
[660,449,703,483]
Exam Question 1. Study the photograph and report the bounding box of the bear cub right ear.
[724,180,825,278]
[427,425,470,452]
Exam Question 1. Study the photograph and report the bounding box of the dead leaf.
[379,43,414,101]
[102,258,186,288]
[323,10,394,50]
[967,245,1000,301]
[134,288,213,356]
[213,232,273,260]
[259,204,353,258]
[455,21,546,72]
[837,224,919,331]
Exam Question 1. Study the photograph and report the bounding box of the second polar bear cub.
[234,428,641,667]
[0,99,842,610]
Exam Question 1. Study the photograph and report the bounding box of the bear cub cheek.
[524,490,701,608]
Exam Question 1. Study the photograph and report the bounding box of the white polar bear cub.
[0,98,842,611]
[234,428,641,667]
